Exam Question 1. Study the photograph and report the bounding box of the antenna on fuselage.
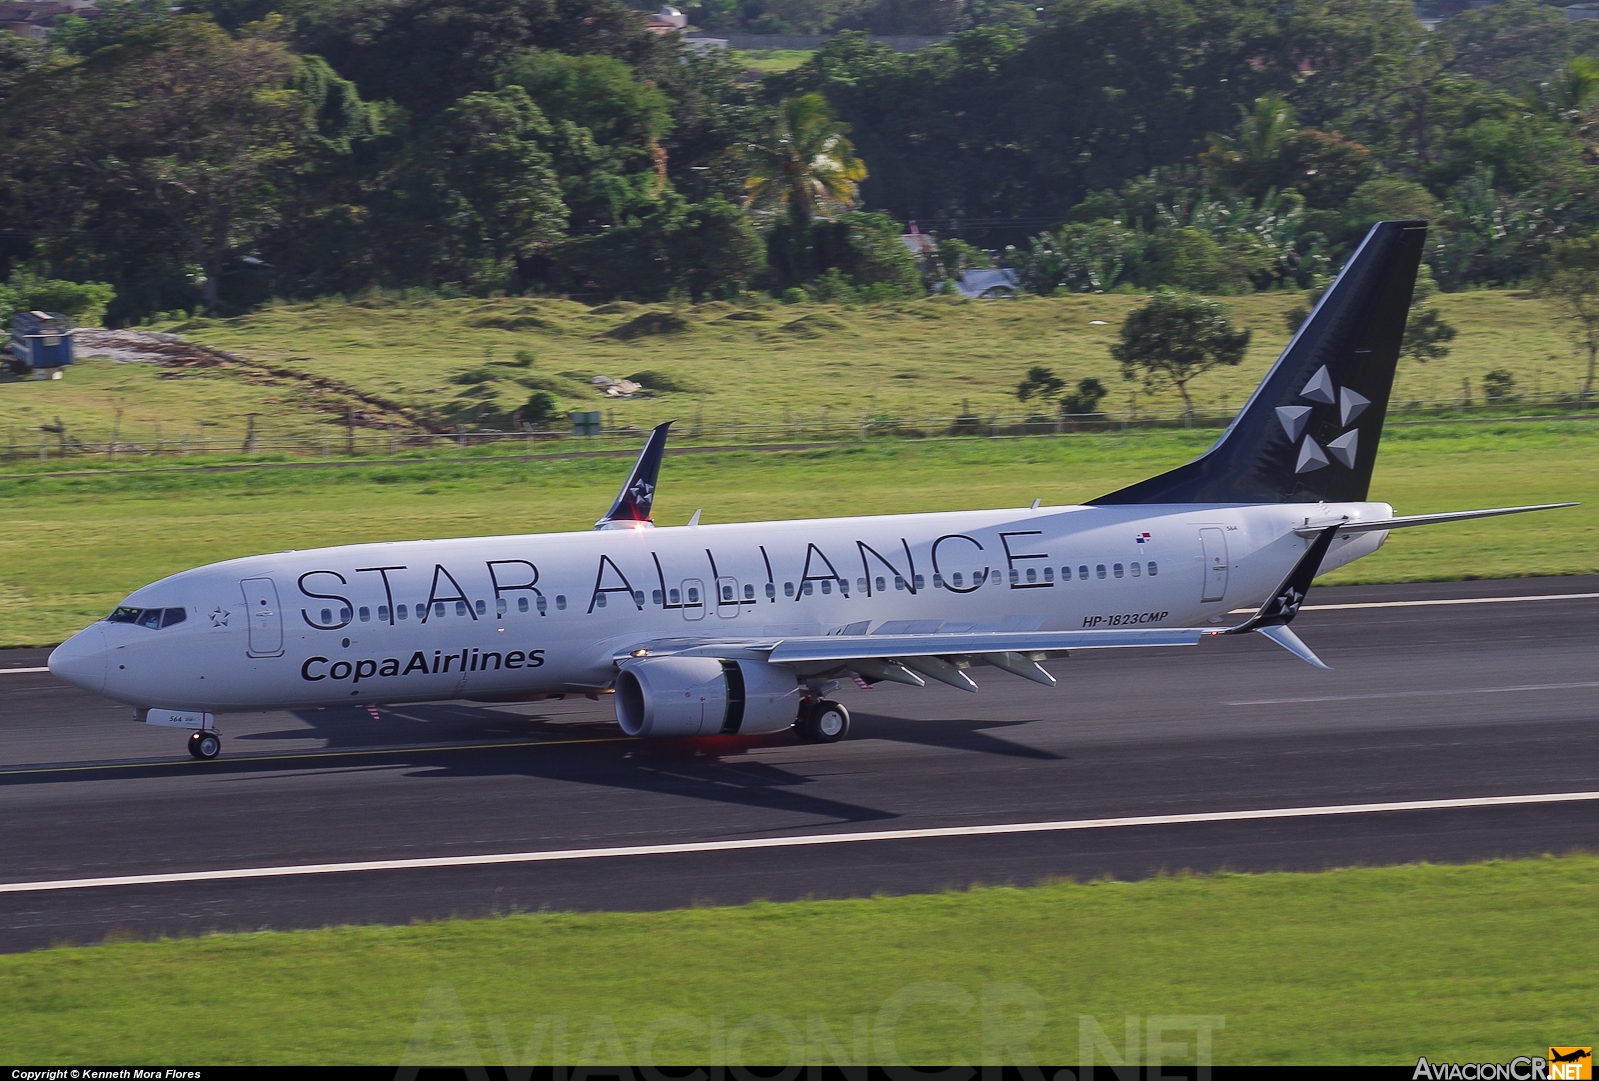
[595,421,672,530]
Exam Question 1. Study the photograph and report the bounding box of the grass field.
[0,420,1593,647]
[2,856,1594,1064]
[731,47,815,73]
[0,289,1591,450]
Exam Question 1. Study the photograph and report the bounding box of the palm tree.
[742,93,867,227]
[1200,93,1297,192]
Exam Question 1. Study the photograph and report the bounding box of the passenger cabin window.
[858,578,868,593]
[397,604,409,620]
[914,574,925,589]
[803,581,814,596]
[633,591,645,606]
[744,584,755,600]
[320,608,332,624]
[1044,567,1054,582]
[652,589,664,606]
[1025,568,1037,583]
[1096,565,1107,579]
[378,605,390,621]
[475,600,487,616]
[556,595,567,611]
[1131,562,1141,577]
[1148,561,1159,576]
[933,574,944,588]
[596,593,607,608]
[687,587,700,603]
[1079,565,1089,580]
[765,583,776,599]
[340,606,352,622]
[1009,569,1019,585]
[456,601,469,617]
[722,584,734,601]
[670,588,682,605]
[536,596,547,614]
[359,606,371,622]
[784,582,795,598]
[952,572,963,587]
[1113,563,1124,578]
[894,576,905,591]
[518,597,530,613]
[434,603,446,618]
[875,576,886,592]
[821,579,832,594]
[496,598,507,616]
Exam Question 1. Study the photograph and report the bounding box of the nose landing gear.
[187,730,222,760]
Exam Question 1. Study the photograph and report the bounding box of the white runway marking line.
[1226,680,1599,707]
[1229,591,1599,615]
[0,667,49,675]
[4,790,1599,895]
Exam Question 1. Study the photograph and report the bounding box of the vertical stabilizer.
[596,421,671,529]
[1092,220,1427,505]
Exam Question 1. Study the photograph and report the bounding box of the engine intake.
[615,656,802,737]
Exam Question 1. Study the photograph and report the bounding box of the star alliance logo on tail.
[1275,364,1371,474]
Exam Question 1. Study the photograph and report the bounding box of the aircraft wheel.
[188,730,221,760]
[797,700,849,743]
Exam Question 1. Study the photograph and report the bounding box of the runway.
[1,575,1595,953]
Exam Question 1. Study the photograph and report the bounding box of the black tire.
[189,730,221,760]
[801,700,849,743]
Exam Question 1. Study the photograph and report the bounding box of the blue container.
[10,311,75,371]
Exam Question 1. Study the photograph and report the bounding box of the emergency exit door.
[1199,528,1229,603]
[241,576,284,657]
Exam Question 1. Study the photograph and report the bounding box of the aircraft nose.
[49,624,107,695]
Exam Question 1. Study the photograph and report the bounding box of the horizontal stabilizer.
[1256,624,1331,670]
[1293,502,1578,536]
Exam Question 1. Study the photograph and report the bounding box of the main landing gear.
[794,697,850,743]
[187,730,222,760]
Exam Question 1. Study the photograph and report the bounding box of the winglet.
[1220,525,1339,667]
[595,422,671,530]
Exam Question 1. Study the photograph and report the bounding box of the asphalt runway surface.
[1,575,1596,953]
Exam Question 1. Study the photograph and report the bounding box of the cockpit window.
[106,606,187,629]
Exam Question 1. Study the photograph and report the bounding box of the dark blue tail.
[1092,220,1427,505]
[595,421,671,528]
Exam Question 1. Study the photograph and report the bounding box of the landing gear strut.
[187,730,221,760]
[794,697,850,743]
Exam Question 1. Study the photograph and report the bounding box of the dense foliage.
[6,0,1599,323]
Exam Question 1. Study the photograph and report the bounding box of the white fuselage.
[54,501,1391,714]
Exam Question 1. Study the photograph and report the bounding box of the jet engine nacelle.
[615,656,803,737]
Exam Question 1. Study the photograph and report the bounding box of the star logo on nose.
[208,607,230,628]
[1275,365,1370,474]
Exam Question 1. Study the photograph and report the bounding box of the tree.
[1539,236,1599,402]
[392,86,568,288]
[1111,290,1250,422]
[1,18,313,312]
[743,93,867,227]
[522,390,562,426]
[1060,377,1108,417]
[1016,365,1065,404]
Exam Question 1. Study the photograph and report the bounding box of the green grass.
[2,289,1591,451]
[1,420,1593,647]
[730,47,815,73]
[2,856,1595,1064]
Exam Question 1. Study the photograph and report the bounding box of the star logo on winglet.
[1274,587,1305,618]
[1278,365,1371,474]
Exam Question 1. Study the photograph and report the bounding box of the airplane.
[48,220,1575,760]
